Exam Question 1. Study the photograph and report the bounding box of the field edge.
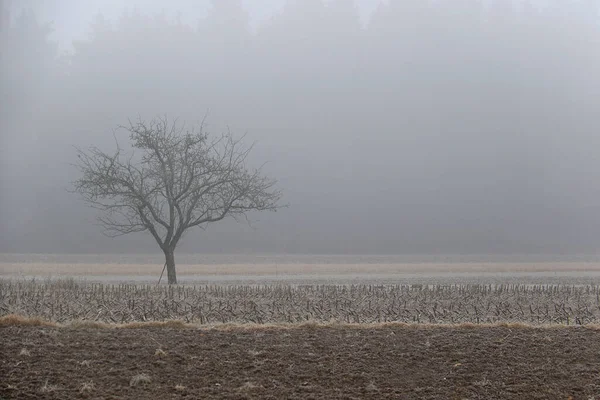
[1,313,598,331]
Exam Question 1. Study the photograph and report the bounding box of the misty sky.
[1,0,600,255]
[7,0,384,49]
[6,1,564,50]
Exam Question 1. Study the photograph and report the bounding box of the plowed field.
[2,324,599,399]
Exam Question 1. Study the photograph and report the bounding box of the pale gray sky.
[3,0,600,255]
[7,0,386,50]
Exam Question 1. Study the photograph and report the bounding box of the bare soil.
[2,324,600,399]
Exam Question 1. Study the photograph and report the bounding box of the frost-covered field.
[2,254,600,286]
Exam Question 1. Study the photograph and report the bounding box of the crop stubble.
[2,279,600,325]
[3,279,600,399]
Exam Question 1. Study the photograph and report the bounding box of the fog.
[1,0,600,255]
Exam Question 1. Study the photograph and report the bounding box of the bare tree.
[72,116,283,284]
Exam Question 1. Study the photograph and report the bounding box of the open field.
[4,254,600,286]
[5,260,600,276]
[2,319,600,399]
[3,256,600,399]
[10,260,600,276]
[3,279,600,325]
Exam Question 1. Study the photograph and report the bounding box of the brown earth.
[1,323,600,399]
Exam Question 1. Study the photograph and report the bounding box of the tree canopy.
[73,117,282,283]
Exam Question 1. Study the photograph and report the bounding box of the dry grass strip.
[0,313,595,331]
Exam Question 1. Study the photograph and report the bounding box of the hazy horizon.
[2,0,600,256]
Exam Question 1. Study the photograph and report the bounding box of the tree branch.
[72,116,283,253]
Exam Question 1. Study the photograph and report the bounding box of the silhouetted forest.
[1,1,600,255]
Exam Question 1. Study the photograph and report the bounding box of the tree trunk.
[164,250,177,284]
